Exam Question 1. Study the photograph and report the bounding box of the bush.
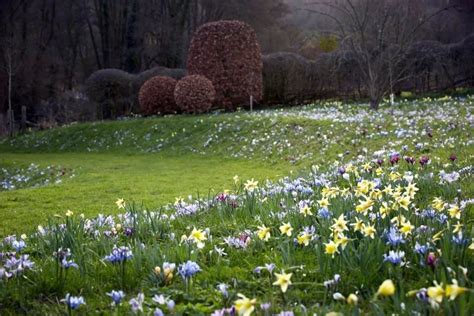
[132,67,186,111]
[85,69,134,119]
[138,76,177,115]
[187,20,262,111]
[262,52,311,104]
[174,75,216,114]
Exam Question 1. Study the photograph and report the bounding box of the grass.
[0,152,290,235]
[0,97,473,314]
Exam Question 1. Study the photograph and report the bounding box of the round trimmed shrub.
[85,68,134,119]
[138,76,177,115]
[131,67,186,112]
[174,75,216,114]
[187,20,263,111]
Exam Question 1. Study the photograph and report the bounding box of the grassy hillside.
[0,97,473,314]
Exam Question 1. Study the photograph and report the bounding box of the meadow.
[0,96,473,315]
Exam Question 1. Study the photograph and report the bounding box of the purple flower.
[61,294,85,310]
[154,308,164,316]
[129,293,144,314]
[419,156,430,166]
[107,290,125,306]
[217,283,228,297]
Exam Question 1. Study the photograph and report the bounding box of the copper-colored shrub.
[187,20,262,111]
[138,76,177,115]
[174,75,216,114]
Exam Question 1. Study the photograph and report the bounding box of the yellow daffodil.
[405,182,419,198]
[233,175,239,183]
[362,224,376,239]
[244,179,258,192]
[174,196,184,205]
[375,167,384,176]
[189,227,207,248]
[297,232,311,246]
[376,279,395,297]
[318,197,330,208]
[279,222,293,236]
[389,171,401,181]
[453,222,463,234]
[469,240,474,250]
[65,210,74,217]
[379,202,391,218]
[300,205,313,217]
[234,294,257,316]
[427,281,444,303]
[350,218,364,232]
[399,221,414,236]
[445,280,468,300]
[335,233,349,250]
[331,214,348,233]
[257,225,271,241]
[115,198,125,209]
[355,197,374,214]
[448,205,461,219]
[325,240,339,258]
[273,271,292,293]
[432,197,446,212]
[396,194,411,210]
[347,293,358,305]
[382,184,394,196]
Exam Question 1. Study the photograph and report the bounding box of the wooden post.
[21,106,27,131]
[250,95,253,112]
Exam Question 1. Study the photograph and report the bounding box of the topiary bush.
[174,75,216,114]
[132,67,186,112]
[187,20,262,111]
[138,76,177,115]
[85,69,134,119]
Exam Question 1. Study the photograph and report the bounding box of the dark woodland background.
[1,0,473,126]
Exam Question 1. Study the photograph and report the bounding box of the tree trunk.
[370,97,380,111]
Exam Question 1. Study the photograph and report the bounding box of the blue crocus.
[318,207,332,219]
[383,250,405,265]
[178,260,201,279]
[107,290,125,306]
[61,258,79,269]
[12,240,26,252]
[414,242,429,255]
[104,246,133,264]
[61,293,86,310]
[385,227,405,246]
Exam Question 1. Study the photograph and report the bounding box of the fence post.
[21,106,27,131]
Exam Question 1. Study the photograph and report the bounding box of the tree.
[306,0,449,110]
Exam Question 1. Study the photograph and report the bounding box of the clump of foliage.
[138,76,177,115]
[187,20,263,111]
[262,52,311,104]
[84,69,134,119]
[174,75,216,114]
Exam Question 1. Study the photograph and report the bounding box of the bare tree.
[306,0,449,110]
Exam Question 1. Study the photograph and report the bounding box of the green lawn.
[0,152,290,235]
